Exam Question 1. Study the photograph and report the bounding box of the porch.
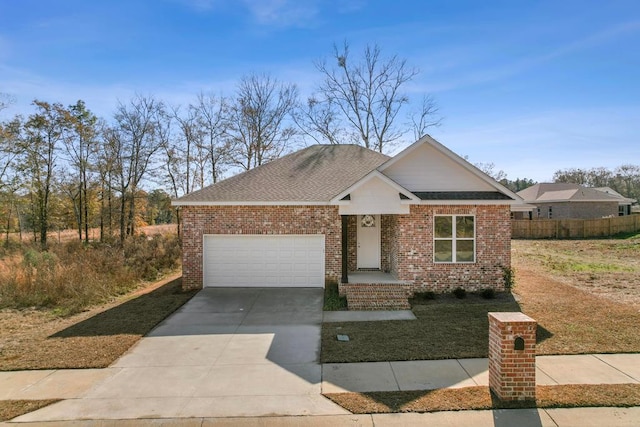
[347,271,405,284]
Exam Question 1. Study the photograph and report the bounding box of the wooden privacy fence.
[512,215,640,239]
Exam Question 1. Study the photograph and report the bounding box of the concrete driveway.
[15,288,347,422]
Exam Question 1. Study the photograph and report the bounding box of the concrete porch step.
[340,282,412,310]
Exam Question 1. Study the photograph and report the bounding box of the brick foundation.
[488,312,537,401]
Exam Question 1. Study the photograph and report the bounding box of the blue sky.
[1,0,639,182]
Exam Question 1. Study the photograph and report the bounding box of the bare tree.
[553,168,589,185]
[112,95,162,241]
[474,161,507,182]
[96,124,120,241]
[293,96,344,145]
[194,93,229,184]
[410,94,442,140]
[0,93,15,113]
[312,41,433,152]
[614,164,640,200]
[226,74,298,170]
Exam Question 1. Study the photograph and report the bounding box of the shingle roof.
[517,183,625,203]
[414,191,514,200]
[174,145,390,203]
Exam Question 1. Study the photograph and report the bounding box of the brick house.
[514,183,636,220]
[173,135,527,309]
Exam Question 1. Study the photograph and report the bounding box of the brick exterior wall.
[181,204,512,309]
[380,215,394,273]
[488,312,537,401]
[534,201,618,219]
[181,205,342,290]
[394,205,511,293]
[347,215,357,272]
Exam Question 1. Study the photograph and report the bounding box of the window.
[548,206,553,219]
[434,215,475,263]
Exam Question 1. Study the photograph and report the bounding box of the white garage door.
[203,235,325,288]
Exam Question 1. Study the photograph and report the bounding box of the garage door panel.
[203,235,324,288]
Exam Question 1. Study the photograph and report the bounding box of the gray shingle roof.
[414,191,514,200]
[517,183,625,203]
[174,145,390,204]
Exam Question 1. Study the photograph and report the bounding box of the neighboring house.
[173,135,527,310]
[593,187,636,216]
[515,183,636,220]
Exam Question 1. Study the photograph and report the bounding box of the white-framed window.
[548,206,553,219]
[434,215,475,263]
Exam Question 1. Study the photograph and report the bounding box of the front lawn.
[322,295,519,362]
[0,275,196,371]
[322,242,640,362]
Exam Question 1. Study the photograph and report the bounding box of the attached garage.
[203,235,325,288]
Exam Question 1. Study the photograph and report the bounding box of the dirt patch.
[513,238,640,308]
[325,384,640,414]
[0,273,196,370]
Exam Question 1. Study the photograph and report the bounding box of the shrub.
[0,234,182,316]
[480,288,496,299]
[453,287,467,299]
[502,266,515,290]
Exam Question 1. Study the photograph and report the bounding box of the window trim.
[433,214,476,264]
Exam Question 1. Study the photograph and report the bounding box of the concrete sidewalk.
[322,353,640,393]
[5,353,638,403]
[3,407,640,426]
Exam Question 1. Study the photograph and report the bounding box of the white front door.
[357,214,381,269]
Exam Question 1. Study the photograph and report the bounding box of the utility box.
[488,312,537,401]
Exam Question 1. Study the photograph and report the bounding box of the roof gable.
[379,135,522,201]
[332,171,415,215]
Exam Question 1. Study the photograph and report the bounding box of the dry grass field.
[512,237,640,308]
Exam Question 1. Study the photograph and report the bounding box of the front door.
[357,214,381,269]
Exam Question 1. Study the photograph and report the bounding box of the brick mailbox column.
[488,312,537,401]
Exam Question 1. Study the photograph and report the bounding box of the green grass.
[324,280,347,311]
[321,297,519,363]
[544,257,634,273]
[322,267,640,363]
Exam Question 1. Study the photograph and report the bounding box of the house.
[172,135,527,310]
[593,187,636,216]
[515,183,636,220]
